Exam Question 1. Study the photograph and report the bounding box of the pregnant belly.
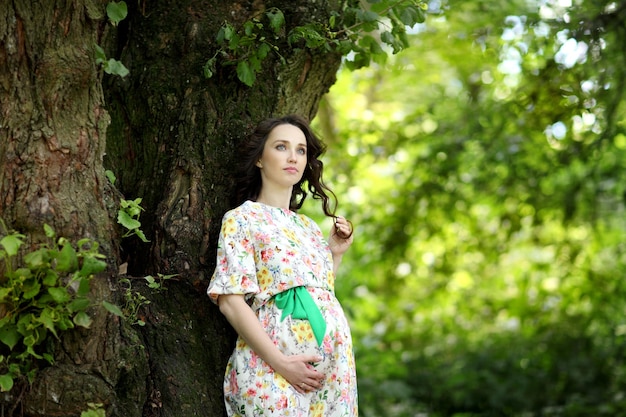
[260,287,352,376]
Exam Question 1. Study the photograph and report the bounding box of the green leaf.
[48,287,70,303]
[24,248,50,270]
[0,374,14,393]
[372,51,387,65]
[94,44,107,65]
[203,57,216,79]
[257,43,271,60]
[73,311,92,328]
[42,224,55,239]
[361,35,384,54]
[37,293,53,305]
[67,297,91,313]
[80,255,107,276]
[160,273,178,280]
[248,54,261,72]
[105,170,116,185]
[24,368,36,385]
[380,31,395,46]
[243,20,255,37]
[228,33,241,51]
[144,275,159,289]
[55,243,78,273]
[369,1,387,13]
[102,300,124,317]
[360,10,380,22]
[57,317,74,331]
[222,23,235,41]
[0,325,20,349]
[356,9,380,31]
[396,5,425,26]
[106,1,128,26]
[42,269,58,287]
[216,26,226,44]
[117,210,140,231]
[236,60,255,87]
[0,234,24,257]
[23,334,37,348]
[76,238,91,248]
[0,287,11,302]
[288,28,304,46]
[266,9,285,34]
[289,25,326,49]
[104,58,130,78]
[26,345,43,359]
[13,267,32,280]
[76,275,92,296]
[81,403,106,417]
[129,198,144,215]
[23,281,41,300]
[16,313,33,333]
[134,229,150,243]
[37,308,59,338]
[348,51,371,70]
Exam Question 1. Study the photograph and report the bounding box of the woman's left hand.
[328,216,353,257]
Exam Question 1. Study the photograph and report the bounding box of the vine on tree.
[106,170,149,243]
[0,222,107,392]
[95,1,130,78]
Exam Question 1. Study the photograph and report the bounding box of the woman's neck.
[255,189,292,210]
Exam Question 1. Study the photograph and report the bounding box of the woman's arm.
[218,294,324,393]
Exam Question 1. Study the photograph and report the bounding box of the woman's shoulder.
[296,212,323,232]
[296,211,313,223]
[222,200,270,222]
[220,201,250,222]
[224,200,257,215]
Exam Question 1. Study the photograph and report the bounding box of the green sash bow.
[274,286,326,346]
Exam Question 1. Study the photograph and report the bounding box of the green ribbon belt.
[274,286,327,347]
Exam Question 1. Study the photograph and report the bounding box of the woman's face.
[256,123,308,191]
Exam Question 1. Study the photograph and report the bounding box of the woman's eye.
[276,144,286,150]
[297,148,306,155]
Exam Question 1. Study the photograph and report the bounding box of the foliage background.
[305,0,626,415]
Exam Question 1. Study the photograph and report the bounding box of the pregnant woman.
[207,114,358,416]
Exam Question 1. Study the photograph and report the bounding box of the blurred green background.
[305,0,626,415]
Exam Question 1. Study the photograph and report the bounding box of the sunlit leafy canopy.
[307,0,626,415]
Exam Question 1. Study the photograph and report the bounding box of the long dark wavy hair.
[236,114,339,218]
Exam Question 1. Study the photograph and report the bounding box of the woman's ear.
[256,160,263,168]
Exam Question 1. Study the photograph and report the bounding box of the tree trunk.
[2,0,344,416]
[0,1,138,416]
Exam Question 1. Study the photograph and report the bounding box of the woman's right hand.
[273,354,325,394]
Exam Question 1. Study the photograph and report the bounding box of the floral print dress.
[207,200,358,417]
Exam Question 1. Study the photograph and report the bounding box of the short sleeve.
[207,210,260,304]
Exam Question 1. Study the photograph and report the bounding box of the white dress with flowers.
[207,200,358,417]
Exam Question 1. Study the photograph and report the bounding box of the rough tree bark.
[0,1,135,416]
[1,0,345,416]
